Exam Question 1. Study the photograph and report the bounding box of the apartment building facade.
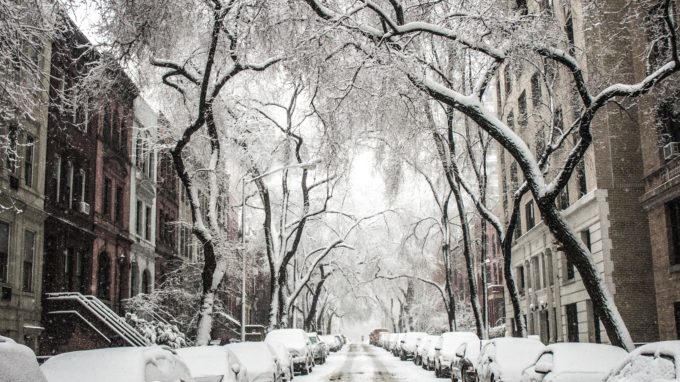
[0,9,53,352]
[129,97,158,296]
[498,0,658,344]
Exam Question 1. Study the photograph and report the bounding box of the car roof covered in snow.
[545,343,628,374]
[225,342,276,380]
[40,346,192,382]
[176,346,240,380]
[0,336,48,382]
[265,329,308,348]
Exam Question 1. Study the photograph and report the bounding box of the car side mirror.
[231,363,241,375]
[488,354,496,363]
[535,362,553,374]
[434,346,441,351]
[455,349,465,358]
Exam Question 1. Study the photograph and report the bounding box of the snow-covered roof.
[546,343,627,374]
[225,342,276,380]
[40,346,191,382]
[0,336,48,382]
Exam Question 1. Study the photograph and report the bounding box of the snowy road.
[296,343,441,381]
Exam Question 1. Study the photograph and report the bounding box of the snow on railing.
[46,292,151,347]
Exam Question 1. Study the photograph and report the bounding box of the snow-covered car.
[41,346,193,382]
[225,342,281,382]
[434,332,480,378]
[424,334,441,370]
[604,340,680,382]
[176,346,245,382]
[386,333,399,352]
[264,340,294,382]
[0,336,48,382]
[477,337,545,382]
[521,343,627,382]
[392,333,406,356]
[400,332,427,361]
[308,332,326,364]
[265,329,313,375]
[321,335,342,352]
[416,335,438,367]
[450,339,486,382]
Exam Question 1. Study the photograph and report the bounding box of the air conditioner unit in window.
[78,201,91,215]
[663,142,680,160]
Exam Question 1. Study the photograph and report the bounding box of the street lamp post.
[239,160,319,341]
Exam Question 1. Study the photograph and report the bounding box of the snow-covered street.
[296,343,439,382]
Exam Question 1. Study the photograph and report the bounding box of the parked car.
[451,340,487,382]
[264,341,294,382]
[417,335,439,367]
[434,332,480,378]
[393,333,406,356]
[400,332,427,361]
[521,343,627,382]
[379,332,391,348]
[41,346,193,382]
[477,337,545,382]
[317,336,330,358]
[307,332,326,364]
[265,329,313,375]
[321,335,342,352]
[605,340,680,382]
[386,333,400,352]
[177,346,245,382]
[424,335,441,370]
[225,342,282,382]
[0,336,48,382]
[370,329,389,346]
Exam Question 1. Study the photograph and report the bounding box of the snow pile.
[0,336,48,382]
[126,313,188,349]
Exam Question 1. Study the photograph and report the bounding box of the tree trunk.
[537,199,634,350]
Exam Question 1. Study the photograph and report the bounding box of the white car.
[605,340,680,382]
[424,334,441,370]
[451,339,487,382]
[392,333,406,356]
[477,337,545,382]
[434,332,480,378]
[0,336,48,382]
[307,332,327,364]
[176,346,245,382]
[41,346,193,382]
[225,342,281,382]
[400,332,427,360]
[417,335,438,367]
[265,329,313,375]
[321,335,341,352]
[521,343,627,382]
[265,340,295,382]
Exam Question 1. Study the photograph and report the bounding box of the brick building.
[0,5,53,352]
[498,0,658,344]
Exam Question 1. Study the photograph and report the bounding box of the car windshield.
[309,336,318,344]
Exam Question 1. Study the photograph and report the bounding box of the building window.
[515,0,528,14]
[0,222,9,283]
[24,135,34,187]
[136,200,143,235]
[517,265,525,295]
[535,128,546,158]
[565,251,576,281]
[525,200,536,231]
[103,177,111,219]
[581,229,592,252]
[576,160,587,198]
[658,95,680,149]
[63,248,72,291]
[115,186,123,224]
[592,308,602,344]
[518,91,528,128]
[504,64,512,97]
[22,231,35,292]
[674,302,680,339]
[142,269,151,294]
[646,4,672,73]
[531,72,542,109]
[145,206,152,241]
[545,250,554,286]
[566,303,579,342]
[557,186,570,210]
[79,169,87,203]
[532,256,541,290]
[97,252,111,300]
[668,198,680,266]
[66,161,74,209]
[6,123,18,174]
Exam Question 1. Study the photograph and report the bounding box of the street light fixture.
[239,159,319,341]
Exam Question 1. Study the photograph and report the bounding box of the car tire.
[435,365,440,378]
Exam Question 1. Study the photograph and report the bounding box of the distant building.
[129,98,158,296]
[497,0,658,344]
[0,5,53,352]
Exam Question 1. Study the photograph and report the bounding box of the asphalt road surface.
[296,343,440,381]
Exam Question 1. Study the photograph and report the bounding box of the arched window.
[97,252,111,300]
[141,269,151,294]
[130,261,139,296]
